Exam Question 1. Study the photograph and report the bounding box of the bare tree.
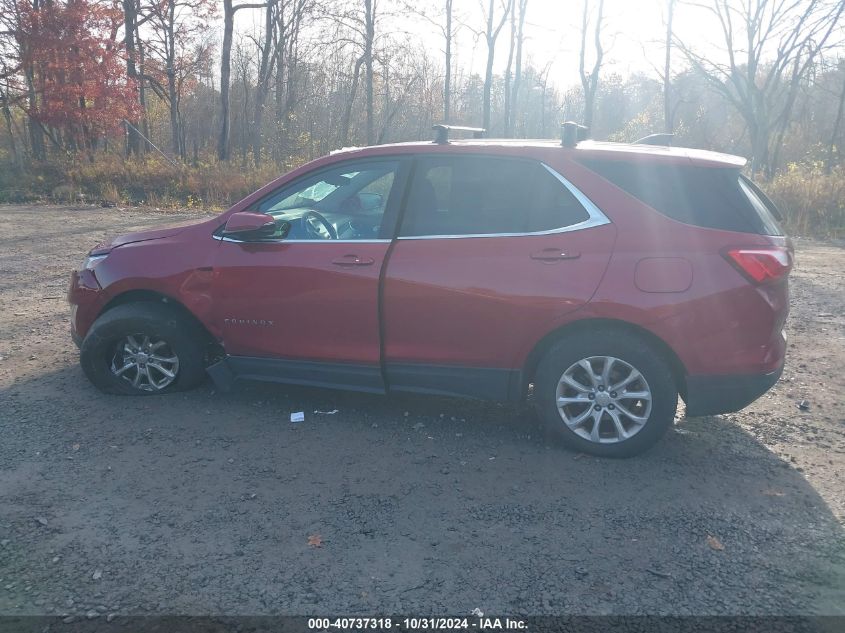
[143,0,217,159]
[826,60,845,172]
[1,0,46,159]
[364,0,376,144]
[219,0,268,161]
[479,0,512,132]
[676,0,845,175]
[339,55,365,146]
[376,46,419,143]
[123,0,143,155]
[136,23,152,143]
[0,87,21,168]
[503,0,515,135]
[579,0,605,132]
[0,0,26,165]
[410,0,458,124]
[272,0,312,153]
[663,0,676,133]
[248,0,279,163]
[509,0,528,135]
[330,0,384,145]
[444,0,454,123]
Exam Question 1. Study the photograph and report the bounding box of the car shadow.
[1,365,843,616]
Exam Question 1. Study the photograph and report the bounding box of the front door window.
[252,160,400,241]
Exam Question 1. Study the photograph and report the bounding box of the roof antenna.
[561,121,589,148]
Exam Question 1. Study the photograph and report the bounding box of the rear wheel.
[534,330,678,457]
[80,302,207,395]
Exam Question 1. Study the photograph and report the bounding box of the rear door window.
[399,156,590,237]
[578,159,784,236]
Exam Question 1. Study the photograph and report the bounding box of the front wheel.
[80,302,207,395]
[534,330,678,457]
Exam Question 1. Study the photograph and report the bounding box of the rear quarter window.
[578,159,784,236]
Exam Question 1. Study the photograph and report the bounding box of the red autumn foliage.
[18,0,139,147]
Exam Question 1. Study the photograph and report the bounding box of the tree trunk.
[826,67,845,174]
[503,0,515,136]
[378,63,389,143]
[251,1,276,164]
[768,51,809,177]
[166,1,181,158]
[218,0,235,160]
[272,4,288,161]
[19,0,46,161]
[340,55,364,146]
[274,26,286,123]
[749,121,770,177]
[0,89,22,169]
[167,68,180,157]
[23,62,45,161]
[483,42,494,131]
[511,0,527,135]
[137,22,150,143]
[364,0,375,145]
[663,0,674,133]
[273,48,285,163]
[482,0,495,131]
[579,0,603,132]
[444,0,452,124]
[123,0,141,156]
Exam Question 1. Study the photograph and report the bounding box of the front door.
[211,158,406,391]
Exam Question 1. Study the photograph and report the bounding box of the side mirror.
[222,212,278,238]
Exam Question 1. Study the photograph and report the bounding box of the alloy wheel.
[555,355,652,444]
[110,334,180,392]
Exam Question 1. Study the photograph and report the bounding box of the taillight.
[723,247,793,284]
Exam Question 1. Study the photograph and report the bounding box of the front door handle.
[530,248,581,261]
[331,254,375,267]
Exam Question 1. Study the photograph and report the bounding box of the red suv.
[68,128,792,457]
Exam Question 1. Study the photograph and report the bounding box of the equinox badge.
[224,318,275,326]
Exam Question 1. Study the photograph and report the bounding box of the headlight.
[80,254,108,271]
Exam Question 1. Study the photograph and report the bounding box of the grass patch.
[0,153,300,210]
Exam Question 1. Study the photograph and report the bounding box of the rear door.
[381,154,616,399]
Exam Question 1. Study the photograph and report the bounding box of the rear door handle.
[331,254,375,266]
[530,248,581,261]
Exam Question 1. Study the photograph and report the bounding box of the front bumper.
[71,320,83,348]
[684,365,783,416]
[68,269,104,345]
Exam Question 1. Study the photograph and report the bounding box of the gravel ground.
[0,204,843,618]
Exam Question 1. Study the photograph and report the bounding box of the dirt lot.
[0,204,843,618]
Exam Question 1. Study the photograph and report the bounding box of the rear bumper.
[684,365,783,416]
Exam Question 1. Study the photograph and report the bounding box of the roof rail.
[634,133,674,146]
[561,121,589,148]
[432,124,486,144]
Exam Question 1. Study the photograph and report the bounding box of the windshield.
[268,173,361,211]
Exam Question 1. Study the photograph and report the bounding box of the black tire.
[80,302,207,395]
[534,329,678,458]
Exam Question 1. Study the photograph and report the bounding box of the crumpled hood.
[90,220,199,254]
